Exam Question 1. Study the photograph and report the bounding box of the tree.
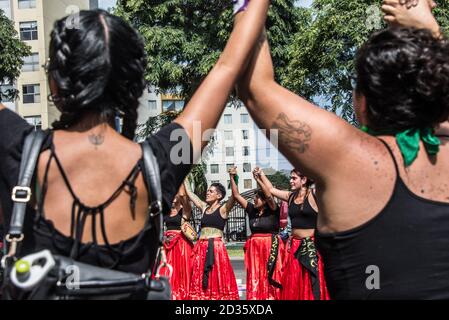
[266,170,290,190]
[0,9,31,102]
[115,0,301,102]
[282,0,449,124]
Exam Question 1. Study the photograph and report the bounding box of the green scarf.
[228,174,239,189]
[361,126,440,167]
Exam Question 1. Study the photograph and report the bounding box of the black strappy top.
[164,209,183,231]
[0,108,193,274]
[246,203,280,233]
[200,206,227,231]
[315,140,449,299]
[288,191,317,229]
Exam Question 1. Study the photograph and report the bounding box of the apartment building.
[204,103,259,195]
[0,0,96,129]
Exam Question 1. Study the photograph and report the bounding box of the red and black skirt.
[244,233,285,300]
[189,237,239,300]
[280,236,329,300]
[160,230,194,300]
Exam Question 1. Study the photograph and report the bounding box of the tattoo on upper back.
[272,113,312,153]
[88,133,104,149]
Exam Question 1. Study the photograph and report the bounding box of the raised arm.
[237,23,381,190]
[0,103,5,111]
[177,183,192,220]
[255,167,290,202]
[184,179,207,212]
[254,172,277,211]
[229,166,248,209]
[173,0,270,161]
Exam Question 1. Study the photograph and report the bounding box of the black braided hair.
[48,9,147,140]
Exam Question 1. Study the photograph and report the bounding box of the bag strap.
[2,130,46,267]
[140,141,162,240]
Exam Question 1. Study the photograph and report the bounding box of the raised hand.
[229,166,238,176]
[382,0,440,36]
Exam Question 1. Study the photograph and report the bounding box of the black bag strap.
[8,130,46,238]
[1,130,45,269]
[140,141,162,244]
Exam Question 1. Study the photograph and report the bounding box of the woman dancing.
[184,178,238,300]
[162,184,194,300]
[229,166,283,300]
[255,168,328,300]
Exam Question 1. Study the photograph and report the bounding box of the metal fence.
[190,189,257,243]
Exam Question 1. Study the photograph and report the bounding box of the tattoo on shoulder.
[272,113,312,153]
[88,133,104,149]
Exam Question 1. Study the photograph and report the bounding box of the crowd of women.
[0,0,448,300]
[161,166,328,300]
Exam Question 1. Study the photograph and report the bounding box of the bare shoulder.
[317,132,397,233]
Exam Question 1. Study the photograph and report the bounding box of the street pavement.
[230,258,246,300]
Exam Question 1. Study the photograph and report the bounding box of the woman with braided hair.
[0,1,271,299]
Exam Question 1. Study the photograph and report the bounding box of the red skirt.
[189,238,239,300]
[280,236,329,300]
[160,230,194,300]
[244,233,285,300]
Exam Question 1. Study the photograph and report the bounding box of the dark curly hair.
[210,183,226,201]
[355,27,449,132]
[48,10,147,140]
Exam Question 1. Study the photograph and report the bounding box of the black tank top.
[246,202,280,233]
[164,209,183,231]
[26,135,158,274]
[315,140,449,299]
[201,205,227,231]
[289,191,317,229]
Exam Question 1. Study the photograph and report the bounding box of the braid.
[122,103,138,140]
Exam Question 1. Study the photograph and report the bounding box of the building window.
[243,146,250,156]
[22,53,39,72]
[162,100,184,112]
[19,21,38,40]
[148,100,157,110]
[224,114,232,124]
[227,180,231,189]
[25,116,42,130]
[242,130,249,140]
[244,179,253,189]
[210,164,219,174]
[211,180,220,184]
[18,0,36,9]
[241,113,249,124]
[226,163,234,172]
[224,130,233,141]
[243,163,251,173]
[22,84,40,104]
[226,147,234,157]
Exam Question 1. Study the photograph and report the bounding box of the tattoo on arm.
[272,113,312,154]
[88,133,105,149]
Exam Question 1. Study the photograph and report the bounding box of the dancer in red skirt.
[229,166,284,300]
[185,180,239,300]
[162,184,194,300]
[256,168,329,300]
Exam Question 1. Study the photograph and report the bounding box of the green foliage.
[115,0,300,102]
[0,9,31,101]
[283,0,449,124]
[266,170,290,190]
